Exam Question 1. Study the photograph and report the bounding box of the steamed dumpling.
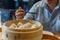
[9,22,37,29]
[18,22,32,29]
[17,22,23,27]
[9,23,17,29]
[32,24,37,28]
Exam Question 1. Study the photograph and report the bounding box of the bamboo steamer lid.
[2,20,43,40]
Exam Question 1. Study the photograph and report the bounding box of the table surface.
[0,32,60,40]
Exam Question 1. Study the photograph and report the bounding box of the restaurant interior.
[0,0,60,40]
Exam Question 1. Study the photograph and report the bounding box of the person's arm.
[15,1,42,20]
[24,1,42,20]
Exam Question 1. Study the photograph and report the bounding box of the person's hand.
[15,7,25,20]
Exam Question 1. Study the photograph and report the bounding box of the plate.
[43,31,60,40]
[43,31,54,36]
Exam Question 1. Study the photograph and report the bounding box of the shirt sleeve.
[56,13,60,32]
[23,1,42,20]
[53,13,60,32]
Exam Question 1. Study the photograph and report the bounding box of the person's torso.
[35,2,60,32]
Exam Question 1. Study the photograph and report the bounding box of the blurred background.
[0,0,41,22]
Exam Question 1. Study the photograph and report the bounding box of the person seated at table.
[15,0,60,32]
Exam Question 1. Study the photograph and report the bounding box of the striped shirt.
[24,1,60,32]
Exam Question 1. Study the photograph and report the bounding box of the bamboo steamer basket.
[2,20,43,40]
